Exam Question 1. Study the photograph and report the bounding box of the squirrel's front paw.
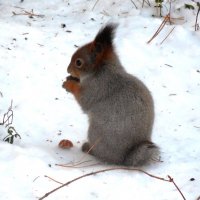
[62,76,80,92]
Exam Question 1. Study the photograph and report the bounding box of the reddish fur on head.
[67,23,118,80]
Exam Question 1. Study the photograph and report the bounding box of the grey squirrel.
[62,24,159,166]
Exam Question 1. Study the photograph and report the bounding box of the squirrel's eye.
[75,58,83,68]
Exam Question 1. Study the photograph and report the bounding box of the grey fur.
[79,60,159,166]
[67,24,159,166]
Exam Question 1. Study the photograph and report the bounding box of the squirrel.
[62,24,159,166]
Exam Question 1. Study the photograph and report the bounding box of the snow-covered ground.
[0,0,200,199]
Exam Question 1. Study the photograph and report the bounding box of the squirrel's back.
[80,63,156,165]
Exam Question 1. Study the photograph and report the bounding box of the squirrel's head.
[67,23,118,80]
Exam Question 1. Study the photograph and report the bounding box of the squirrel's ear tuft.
[94,23,118,48]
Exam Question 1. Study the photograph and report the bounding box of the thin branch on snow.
[130,0,138,9]
[195,3,200,31]
[167,175,186,200]
[142,0,151,8]
[12,9,44,18]
[56,161,100,168]
[44,175,63,185]
[164,64,173,68]
[13,6,25,10]
[92,0,100,11]
[56,159,94,168]
[168,0,173,25]
[147,14,171,44]
[0,100,13,127]
[39,167,186,200]
[33,176,40,182]
[160,26,175,45]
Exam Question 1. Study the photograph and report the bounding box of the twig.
[139,0,151,7]
[44,175,63,185]
[168,0,172,24]
[13,6,25,9]
[22,33,29,35]
[130,0,138,9]
[142,0,151,7]
[39,167,186,200]
[56,160,94,168]
[164,64,173,68]
[33,176,40,182]
[171,16,184,23]
[160,26,175,45]
[145,0,151,6]
[12,9,44,18]
[0,100,13,127]
[92,0,100,11]
[142,0,145,8]
[168,175,186,200]
[56,162,100,168]
[195,3,200,31]
[147,14,170,44]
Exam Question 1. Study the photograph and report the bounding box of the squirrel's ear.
[93,23,118,51]
[93,42,103,53]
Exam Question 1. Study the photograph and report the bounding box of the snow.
[0,0,200,199]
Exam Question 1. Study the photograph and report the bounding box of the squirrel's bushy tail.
[124,141,159,167]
